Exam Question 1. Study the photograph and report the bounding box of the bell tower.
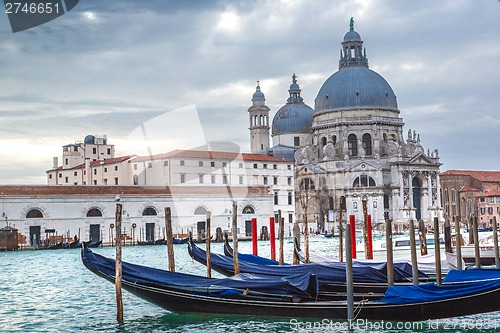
[248,81,270,153]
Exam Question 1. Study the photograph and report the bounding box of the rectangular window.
[480,198,485,202]
[211,175,216,184]
[180,160,185,166]
[114,178,119,185]
[480,207,486,215]
[65,158,68,165]
[74,146,78,152]
[164,160,168,166]
[199,161,203,167]
[273,176,278,185]
[287,165,292,170]
[93,148,96,154]
[488,207,493,214]
[294,137,300,146]
[199,174,204,183]
[104,167,107,172]
[49,174,52,179]
[222,162,227,168]
[73,182,78,185]
[74,171,77,176]
[253,163,258,169]
[107,148,111,155]
[222,175,228,184]
[93,169,97,175]
[134,164,137,170]
[180,174,186,183]
[289,214,293,223]
[211,161,215,167]
[287,177,292,186]
[148,162,152,168]
[65,177,68,183]
[263,176,268,185]
[273,164,277,170]
[103,178,107,185]
[93,180,97,185]
[239,163,243,168]
[263,164,267,169]
[115,166,118,171]
[239,176,244,185]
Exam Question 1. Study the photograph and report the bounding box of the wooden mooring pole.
[473,216,481,269]
[232,201,239,275]
[493,216,500,269]
[206,211,212,277]
[409,219,419,285]
[345,215,354,321]
[115,201,124,323]
[339,205,344,263]
[386,219,394,286]
[164,207,175,272]
[433,217,442,286]
[454,216,463,270]
[278,210,284,265]
[418,220,428,256]
[293,221,300,265]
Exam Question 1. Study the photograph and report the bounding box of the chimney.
[53,157,58,169]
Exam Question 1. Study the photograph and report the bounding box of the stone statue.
[350,17,354,30]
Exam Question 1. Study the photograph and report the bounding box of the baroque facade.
[251,20,443,231]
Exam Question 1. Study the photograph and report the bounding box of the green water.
[1,237,499,332]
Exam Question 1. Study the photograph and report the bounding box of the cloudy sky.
[0,0,499,184]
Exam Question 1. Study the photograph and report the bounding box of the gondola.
[172,237,189,245]
[82,245,500,321]
[190,240,431,294]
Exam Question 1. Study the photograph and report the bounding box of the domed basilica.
[248,19,443,230]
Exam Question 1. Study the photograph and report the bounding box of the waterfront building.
[0,185,272,248]
[440,170,500,229]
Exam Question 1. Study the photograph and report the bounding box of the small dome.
[84,135,95,144]
[272,74,314,136]
[343,30,361,42]
[272,103,314,135]
[252,82,265,101]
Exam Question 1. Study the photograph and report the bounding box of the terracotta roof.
[441,170,500,182]
[89,155,135,167]
[479,190,500,198]
[133,150,289,163]
[459,185,481,192]
[0,185,269,196]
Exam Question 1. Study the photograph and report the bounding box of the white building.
[0,185,273,247]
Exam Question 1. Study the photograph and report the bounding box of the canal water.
[1,237,500,332]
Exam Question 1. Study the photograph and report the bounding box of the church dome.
[272,74,314,136]
[84,135,95,144]
[314,18,398,113]
[315,67,398,112]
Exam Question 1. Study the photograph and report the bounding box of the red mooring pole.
[251,218,258,256]
[269,217,276,261]
[367,215,373,259]
[350,215,357,259]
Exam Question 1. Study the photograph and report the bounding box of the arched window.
[299,178,315,191]
[86,208,102,217]
[362,133,372,156]
[321,137,327,147]
[274,192,279,205]
[194,206,207,215]
[328,196,334,210]
[133,174,139,185]
[142,207,157,216]
[288,192,293,205]
[26,209,43,218]
[353,175,376,187]
[348,134,357,156]
[242,206,255,214]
